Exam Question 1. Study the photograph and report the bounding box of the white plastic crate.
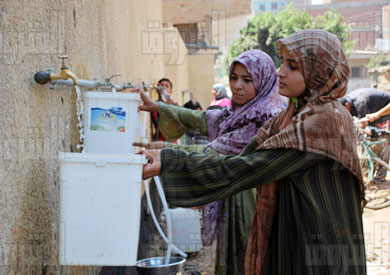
[58,152,146,266]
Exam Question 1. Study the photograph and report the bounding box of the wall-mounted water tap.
[34,64,144,91]
[34,55,79,85]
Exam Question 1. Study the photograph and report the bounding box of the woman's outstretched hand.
[133,141,168,150]
[142,149,162,179]
[130,86,160,113]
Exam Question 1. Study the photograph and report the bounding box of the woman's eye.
[288,63,298,70]
[244,78,253,83]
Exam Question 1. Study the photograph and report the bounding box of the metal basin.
[135,256,186,275]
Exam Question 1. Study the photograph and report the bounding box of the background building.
[291,0,390,91]
[162,0,252,109]
[252,0,286,14]
[286,0,312,5]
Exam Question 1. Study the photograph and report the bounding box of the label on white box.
[90,107,126,132]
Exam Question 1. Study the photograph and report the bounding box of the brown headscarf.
[245,29,365,275]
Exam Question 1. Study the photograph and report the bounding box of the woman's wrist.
[373,112,380,120]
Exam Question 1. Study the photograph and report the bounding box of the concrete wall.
[162,0,251,25]
[212,14,251,86]
[211,14,250,53]
[188,54,215,109]
[163,27,189,105]
[0,0,164,274]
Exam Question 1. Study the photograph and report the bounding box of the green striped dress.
[160,137,367,275]
[159,103,257,275]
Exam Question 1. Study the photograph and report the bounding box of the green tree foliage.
[224,5,353,71]
[366,52,390,69]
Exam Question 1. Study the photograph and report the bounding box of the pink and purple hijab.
[201,50,285,246]
[206,49,285,155]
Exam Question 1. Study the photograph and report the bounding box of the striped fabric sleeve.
[168,143,209,154]
[160,147,321,207]
[158,102,209,142]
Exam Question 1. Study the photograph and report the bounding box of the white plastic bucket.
[165,208,202,253]
[58,152,146,266]
[82,91,141,153]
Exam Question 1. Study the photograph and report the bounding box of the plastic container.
[82,91,141,153]
[165,208,202,253]
[58,152,146,266]
[136,256,186,275]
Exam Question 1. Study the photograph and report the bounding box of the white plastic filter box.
[82,91,141,154]
[165,208,202,253]
[58,152,146,266]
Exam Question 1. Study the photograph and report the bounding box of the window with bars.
[173,23,198,45]
[351,66,361,78]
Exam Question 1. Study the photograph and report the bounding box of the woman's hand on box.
[130,86,160,113]
[141,149,162,179]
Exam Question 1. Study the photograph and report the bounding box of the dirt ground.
[363,179,390,275]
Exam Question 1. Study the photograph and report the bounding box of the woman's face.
[212,88,217,98]
[277,47,306,98]
[229,63,256,106]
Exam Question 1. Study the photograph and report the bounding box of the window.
[174,23,198,45]
[351,67,361,78]
[258,4,265,11]
[271,3,278,10]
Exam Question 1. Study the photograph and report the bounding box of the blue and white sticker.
[90,107,126,132]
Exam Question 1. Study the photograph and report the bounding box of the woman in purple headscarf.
[133,50,284,274]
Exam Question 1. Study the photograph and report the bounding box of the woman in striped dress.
[141,29,367,275]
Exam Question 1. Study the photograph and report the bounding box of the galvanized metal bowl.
[135,256,186,275]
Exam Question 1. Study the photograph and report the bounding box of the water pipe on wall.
[34,58,173,96]
[35,74,140,91]
[34,55,133,91]
[34,55,79,86]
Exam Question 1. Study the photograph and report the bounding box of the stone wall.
[369,65,390,91]
[0,0,164,274]
[377,67,390,91]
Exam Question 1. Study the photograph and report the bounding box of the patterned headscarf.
[212,83,229,100]
[206,50,285,155]
[246,29,365,275]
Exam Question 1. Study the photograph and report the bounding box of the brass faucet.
[50,55,79,85]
